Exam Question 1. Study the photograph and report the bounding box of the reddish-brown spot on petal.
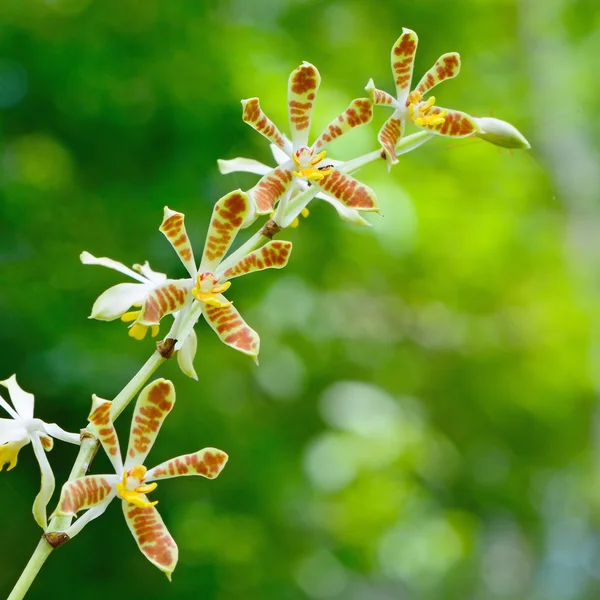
[252,168,293,213]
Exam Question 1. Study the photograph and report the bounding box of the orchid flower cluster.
[3,28,529,598]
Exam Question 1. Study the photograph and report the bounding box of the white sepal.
[177,329,198,381]
[89,282,149,321]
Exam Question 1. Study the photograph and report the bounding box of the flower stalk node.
[44,531,70,549]
[261,219,283,240]
[157,338,177,359]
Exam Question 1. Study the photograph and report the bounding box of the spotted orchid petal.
[417,106,478,138]
[242,98,291,155]
[217,157,271,176]
[365,79,398,107]
[391,28,419,103]
[314,169,379,212]
[135,280,191,327]
[288,62,321,149]
[122,500,178,580]
[248,166,294,214]
[312,98,373,151]
[31,435,55,529]
[124,379,175,471]
[89,282,150,321]
[80,251,148,284]
[146,448,228,482]
[220,240,292,280]
[414,52,461,96]
[56,474,118,517]
[0,375,34,420]
[88,396,122,474]
[177,329,198,381]
[199,190,251,273]
[377,110,405,169]
[159,208,197,278]
[201,298,260,361]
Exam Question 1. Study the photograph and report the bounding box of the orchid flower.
[83,190,292,367]
[0,375,80,529]
[218,141,372,227]
[240,62,379,223]
[55,378,228,579]
[366,28,479,169]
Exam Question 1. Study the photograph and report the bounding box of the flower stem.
[7,350,165,600]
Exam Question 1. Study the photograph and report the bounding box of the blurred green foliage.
[1,1,599,599]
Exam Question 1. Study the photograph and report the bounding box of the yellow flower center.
[192,272,232,307]
[407,91,447,127]
[115,464,158,508]
[121,310,160,341]
[292,149,334,181]
[0,439,28,472]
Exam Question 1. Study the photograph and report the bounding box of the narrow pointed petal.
[31,435,55,529]
[43,423,80,445]
[220,241,292,280]
[88,396,122,474]
[414,52,461,96]
[90,282,149,321]
[124,379,175,470]
[318,195,372,226]
[201,299,260,360]
[217,157,271,176]
[391,28,418,102]
[123,500,178,579]
[288,62,321,148]
[56,475,118,516]
[80,251,148,284]
[365,79,398,107]
[242,97,291,154]
[473,117,531,149]
[199,190,251,273]
[419,106,478,138]
[62,499,112,539]
[312,98,373,151]
[159,207,197,278]
[377,110,405,170]
[315,169,379,212]
[177,330,198,381]
[0,375,34,420]
[136,280,191,327]
[146,448,228,482]
[248,167,294,214]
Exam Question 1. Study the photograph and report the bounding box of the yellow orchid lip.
[192,272,232,308]
[121,310,160,340]
[407,92,446,127]
[116,465,158,509]
[292,149,334,181]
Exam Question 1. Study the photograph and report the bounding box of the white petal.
[61,494,115,539]
[218,157,271,176]
[132,261,167,284]
[319,195,372,226]
[80,251,148,284]
[0,419,29,445]
[31,435,55,529]
[43,423,81,445]
[0,374,35,419]
[270,143,291,166]
[177,329,198,380]
[474,117,531,149]
[89,282,150,321]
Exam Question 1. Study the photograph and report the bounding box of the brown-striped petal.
[414,52,461,96]
[312,98,373,151]
[124,379,175,470]
[365,79,398,107]
[88,396,122,473]
[288,62,321,148]
[391,28,419,101]
[122,500,178,579]
[199,190,251,273]
[220,240,292,281]
[136,280,191,327]
[159,207,197,278]
[146,448,228,482]
[418,106,477,137]
[377,111,405,170]
[248,166,294,214]
[201,298,260,360]
[56,475,117,516]
[314,169,379,212]
[242,97,291,154]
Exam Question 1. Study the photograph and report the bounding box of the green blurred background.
[1,0,599,598]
